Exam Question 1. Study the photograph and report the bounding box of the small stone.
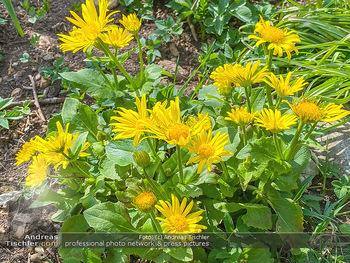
[39,78,50,89]
[158,60,187,81]
[13,224,27,240]
[35,73,41,81]
[169,43,179,57]
[10,87,21,97]
[12,62,19,67]
[43,54,55,61]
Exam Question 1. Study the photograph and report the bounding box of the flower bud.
[133,151,150,168]
[134,191,156,212]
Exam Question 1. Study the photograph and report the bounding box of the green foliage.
[40,57,70,87]
[332,174,350,199]
[0,97,30,129]
[25,0,49,23]
[154,17,183,42]
[20,52,29,63]
[70,2,82,13]
[2,0,24,36]
[30,34,41,45]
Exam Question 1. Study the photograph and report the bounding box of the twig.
[28,75,46,122]
[187,0,199,41]
[8,97,66,108]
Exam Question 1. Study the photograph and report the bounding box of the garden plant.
[11,0,350,262]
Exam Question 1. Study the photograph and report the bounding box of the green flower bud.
[133,151,150,168]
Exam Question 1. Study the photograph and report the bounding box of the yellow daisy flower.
[101,27,134,49]
[134,191,157,212]
[255,108,297,133]
[233,60,269,88]
[145,97,209,146]
[287,98,350,124]
[110,94,148,147]
[25,154,49,189]
[15,139,37,166]
[186,113,212,132]
[32,122,90,169]
[155,194,207,233]
[58,0,118,53]
[265,72,307,99]
[225,106,256,127]
[210,64,242,96]
[186,130,233,174]
[119,13,142,34]
[248,16,301,59]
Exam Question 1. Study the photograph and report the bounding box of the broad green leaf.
[267,187,303,232]
[223,213,235,232]
[84,202,136,232]
[60,69,124,99]
[62,98,99,142]
[240,246,274,263]
[214,202,272,230]
[0,116,9,129]
[103,248,128,263]
[105,139,150,167]
[0,97,14,110]
[165,247,193,262]
[99,157,121,180]
[250,88,265,112]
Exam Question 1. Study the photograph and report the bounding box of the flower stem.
[85,52,114,89]
[273,133,284,160]
[146,137,166,178]
[135,33,144,83]
[143,168,167,201]
[244,86,252,113]
[265,49,274,108]
[176,145,184,184]
[72,162,93,178]
[150,211,163,233]
[97,38,139,92]
[286,121,305,162]
[275,97,282,109]
[241,125,248,146]
[220,161,229,182]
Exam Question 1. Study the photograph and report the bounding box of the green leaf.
[0,97,14,110]
[84,202,137,232]
[267,187,303,232]
[70,131,89,159]
[62,98,99,142]
[165,247,193,262]
[223,213,235,232]
[105,139,150,167]
[214,203,272,230]
[232,5,253,23]
[36,9,46,19]
[0,116,9,129]
[59,215,96,259]
[103,248,128,263]
[240,246,274,263]
[99,157,121,180]
[250,88,265,112]
[60,69,124,99]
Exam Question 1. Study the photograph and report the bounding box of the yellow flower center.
[168,214,189,232]
[135,192,156,210]
[295,100,323,122]
[168,124,190,141]
[261,26,285,43]
[198,144,215,158]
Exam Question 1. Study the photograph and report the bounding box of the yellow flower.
[225,106,256,127]
[15,139,37,166]
[101,27,134,49]
[287,99,350,124]
[25,154,48,189]
[210,64,242,96]
[186,130,233,174]
[255,108,297,133]
[119,13,142,34]
[145,97,209,146]
[32,122,90,169]
[155,194,207,233]
[134,191,157,212]
[110,94,148,147]
[265,72,307,99]
[58,0,118,53]
[186,113,212,132]
[248,16,301,59]
[233,60,269,87]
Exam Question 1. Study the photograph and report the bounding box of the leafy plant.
[154,17,183,42]
[1,0,24,36]
[332,174,350,199]
[70,1,82,13]
[140,34,162,63]
[20,52,29,63]
[20,0,29,11]
[0,97,30,129]
[40,57,69,86]
[30,34,41,45]
[26,0,49,23]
